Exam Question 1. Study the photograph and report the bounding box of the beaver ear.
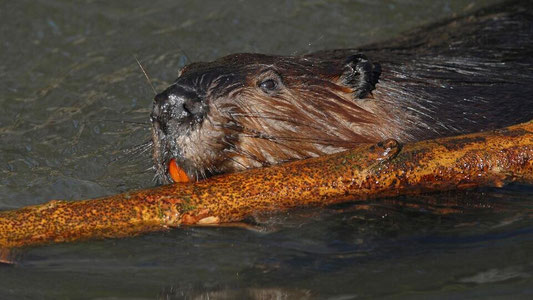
[340,54,381,99]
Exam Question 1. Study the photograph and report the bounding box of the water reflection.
[1,0,532,299]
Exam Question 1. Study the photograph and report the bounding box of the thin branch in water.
[134,55,157,95]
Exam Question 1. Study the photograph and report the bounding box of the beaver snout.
[151,84,207,133]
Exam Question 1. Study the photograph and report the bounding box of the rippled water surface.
[1,0,532,299]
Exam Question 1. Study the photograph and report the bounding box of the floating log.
[0,121,532,249]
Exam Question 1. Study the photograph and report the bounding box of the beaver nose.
[151,85,206,131]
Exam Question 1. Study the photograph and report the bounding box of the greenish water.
[1,0,532,299]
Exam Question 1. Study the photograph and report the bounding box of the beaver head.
[151,53,388,184]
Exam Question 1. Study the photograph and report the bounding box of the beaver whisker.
[134,55,157,95]
[203,163,221,179]
[194,169,202,181]
[126,141,154,156]
[110,140,153,164]
[101,119,151,126]
[152,173,160,184]
[119,140,153,155]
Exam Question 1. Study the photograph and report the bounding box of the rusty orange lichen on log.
[0,121,533,248]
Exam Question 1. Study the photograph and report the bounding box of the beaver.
[151,0,533,184]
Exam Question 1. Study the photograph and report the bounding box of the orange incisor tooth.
[168,158,190,183]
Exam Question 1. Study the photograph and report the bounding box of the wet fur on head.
[151,53,389,183]
[152,0,533,184]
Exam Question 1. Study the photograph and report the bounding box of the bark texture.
[1,121,532,248]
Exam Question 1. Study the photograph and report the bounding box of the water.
[1,0,532,299]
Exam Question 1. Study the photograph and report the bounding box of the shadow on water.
[1,0,532,299]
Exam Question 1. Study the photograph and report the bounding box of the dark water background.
[1,0,532,299]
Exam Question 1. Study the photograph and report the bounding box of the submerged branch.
[1,121,533,248]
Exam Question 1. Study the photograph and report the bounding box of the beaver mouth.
[151,96,229,184]
[150,77,218,184]
[151,115,204,185]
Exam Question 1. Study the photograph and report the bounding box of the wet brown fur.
[152,0,533,183]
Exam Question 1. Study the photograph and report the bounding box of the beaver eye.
[259,79,279,93]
